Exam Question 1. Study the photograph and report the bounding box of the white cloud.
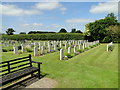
[35,2,67,14]
[66,18,95,23]
[89,2,118,14]
[35,2,61,10]
[32,23,43,26]
[0,4,40,16]
[23,23,43,26]
[51,24,61,28]
[23,24,30,26]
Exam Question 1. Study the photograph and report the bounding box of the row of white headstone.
[13,40,99,55]
[59,40,100,60]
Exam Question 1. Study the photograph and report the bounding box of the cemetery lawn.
[2,44,118,88]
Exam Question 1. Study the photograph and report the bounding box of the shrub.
[8,49,14,51]
[77,49,84,53]
[65,53,73,58]
[18,46,21,50]
[57,47,61,51]
[108,45,114,51]
[2,33,84,40]
[84,47,90,51]
[26,48,33,52]
[90,46,94,48]
[2,49,7,52]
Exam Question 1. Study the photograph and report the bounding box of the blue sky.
[1,1,118,34]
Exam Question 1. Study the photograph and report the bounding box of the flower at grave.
[50,49,54,52]
[75,52,80,55]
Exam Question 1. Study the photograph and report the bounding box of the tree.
[71,28,76,33]
[84,13,119,41]
[6,28,15,35]
[105,25,120,42]
[76,30,83,33]
[19,32,26,34]
[59,28,67,33]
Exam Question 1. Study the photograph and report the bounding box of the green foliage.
[89,46,94,48]
[64,56,68,60]
[77,49,84,53]
[19,32,26,34]
[71,29,82,33]
[2,49,8,52]
[57,47,61,51]
[65,53,73,58]
[2,33,84,40]
[102,36,112,43]
[18,46,21,50]
[75,30,83,33]
[84,47,90,51]
[6,28,15,35]
[105,25,120,42]
[59,28,67,33]
[85,13,119,42]
[108,45,114,51]
[28,31,56,34]
[26,48,33,52]
[71,28,76,33]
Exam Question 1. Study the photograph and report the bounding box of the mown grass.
[1,44,118,88]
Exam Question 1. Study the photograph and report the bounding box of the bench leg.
[31,73,34,77]
[38,64,40,79]
[38,70,40,79]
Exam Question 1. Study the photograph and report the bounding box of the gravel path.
[26,78,57,88]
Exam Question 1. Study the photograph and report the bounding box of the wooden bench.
[0,54,42,89]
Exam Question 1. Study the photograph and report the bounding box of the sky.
[0,1,118,34]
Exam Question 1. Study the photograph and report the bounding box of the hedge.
[2,33,84,40]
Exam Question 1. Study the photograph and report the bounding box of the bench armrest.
[31,61,42,64]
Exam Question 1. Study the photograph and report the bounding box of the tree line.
[5,28,83,35]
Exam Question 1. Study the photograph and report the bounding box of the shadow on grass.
[3,72,49,90]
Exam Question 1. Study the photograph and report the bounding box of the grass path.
[2,44,118,88]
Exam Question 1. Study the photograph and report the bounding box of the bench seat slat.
[1,67,39,85]
[10,66,31,74]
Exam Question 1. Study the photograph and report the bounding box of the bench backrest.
[0,54,32,76]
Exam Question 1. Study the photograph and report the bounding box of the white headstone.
[48,45,51,52]
[79,44,81,49]
[21,44,24,52]
[34,46,38,56]
[54,43,57,51]
[107,44,109,51]
[39,42,41,50]
[68,47,71,53]
[60,49,64,60]
[74,45,77,53]
[83,43,85,50]
[41,46,44,54]
[60,41,62,48]
[13,45,18,54]
[65,43,67,49]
